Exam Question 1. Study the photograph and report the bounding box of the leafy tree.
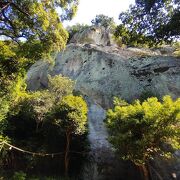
[114,24,155,47]
[0,0,79,59]
[116,0,179,46]
[106,96,180,180]
[1,75,87,176]
[48,75,75,102]
[136,0,178,12]
[0,41,25,89]
[0,97,9,135]
[50,95,88,176]
[22,75,75,131]
[0,75,28,137]
[91,14,115,29]
[136,0,180,41]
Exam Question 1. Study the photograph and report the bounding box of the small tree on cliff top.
[106,96,180,180]
[91,14,115,29]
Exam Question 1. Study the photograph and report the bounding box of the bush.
[13,171,26,180]
[173,42,180,57]
[106,96,180,179]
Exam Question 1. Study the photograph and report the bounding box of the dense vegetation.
[0,0,180,179]
[106,96,180,180]
[0,75,88,177]
[114,0,180,47]
[0,0,79,60]
[0,0,89,179]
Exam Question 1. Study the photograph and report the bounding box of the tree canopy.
[0,0,79,59]
[1,75,88,176]
[114,0,180,47]
[91,14,115,29]
[106,96,180,179]
[66,23,89,43]
[50,95,87,175]
[135,0,180,40]
[107,96,180,164]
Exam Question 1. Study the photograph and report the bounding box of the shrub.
[106,96,180,179]
[13,171,26,180]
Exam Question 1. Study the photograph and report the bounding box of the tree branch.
[1,9,17,36]
[11,2,30,17]
[0,2,11,14]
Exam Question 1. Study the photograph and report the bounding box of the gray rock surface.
[69,26,115,46]
[27,60,49,91]
[27,43,180,108]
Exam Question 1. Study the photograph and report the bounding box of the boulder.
[69,26,115,46]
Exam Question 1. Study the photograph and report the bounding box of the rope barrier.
[0,141,89,158]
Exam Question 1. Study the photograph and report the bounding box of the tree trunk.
[137,164,149,180]
[142,164,149,180]
[64,130,71,177]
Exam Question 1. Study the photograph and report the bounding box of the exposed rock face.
[27,26,180,180]
[27,60,49,91]
[27,43,180,108]
[69,26,115,46]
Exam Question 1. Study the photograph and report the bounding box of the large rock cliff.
[27,43,180,108]
[27,26,180,180]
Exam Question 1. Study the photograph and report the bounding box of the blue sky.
[63,0,135,27]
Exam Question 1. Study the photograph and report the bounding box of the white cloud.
[63,0,135,27]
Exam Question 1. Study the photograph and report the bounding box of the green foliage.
[0,75,28,137]
[114,24,155,47]
[0,136,10,167]
[51,95,88,135]
[0,41,16,60]
[0,97,9,135]
[0,40,34,108]
[23,91,54,128]
[115,0,179,47]
[137,0,179,41]
[0,41,25,85]
[113,97,129,107]
[136,0,174,12]
[139,90,160,102]
[0,0,79,60]
[1,75,88,176]
[7,75,75,132]
[48,75,75,102]
[49,95,88,175]
[106,96,180,165]
[12,171,26,180]
[173,41,180,57]
[0,73,74,138]
[91,14,115,29]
